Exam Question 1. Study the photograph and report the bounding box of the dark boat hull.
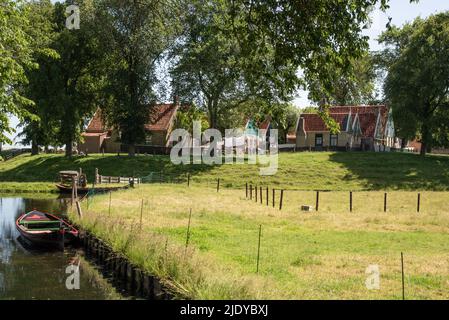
[17,227,76,246]
[55,184,89,194]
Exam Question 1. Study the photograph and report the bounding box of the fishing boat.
[16,210,79,246]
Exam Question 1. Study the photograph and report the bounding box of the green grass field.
[70,184,449,300]
[3,152,449,299]
[2,151,449,192]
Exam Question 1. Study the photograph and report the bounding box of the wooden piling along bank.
[79,230,175,300]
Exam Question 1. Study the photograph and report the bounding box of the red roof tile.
[144,104,178,132]
[328,105,387,115]
[86,109,107,133]
[358,113,378,137]
[299,105,389,138]
[301,113,349,132]
[85,104,179,134]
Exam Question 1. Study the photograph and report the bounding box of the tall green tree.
[95,0,181,156]
[307,53,378,106]
[382,13,449,156]
[0,0,37,144]
[230,1,419,96]
[21,0,102,157]
[19,0,59,155]
[171,0,296,131]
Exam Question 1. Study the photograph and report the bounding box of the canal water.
[0,196,124,300]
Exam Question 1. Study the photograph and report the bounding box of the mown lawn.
[2,151,449,191]
[70,184,449,300]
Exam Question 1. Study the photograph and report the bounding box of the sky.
[4,0,449,148]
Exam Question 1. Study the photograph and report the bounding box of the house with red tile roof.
[295,105,398,151]
[78,102,179,154]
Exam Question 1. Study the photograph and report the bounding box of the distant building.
[295,105,399,152]
[78,102,180,154]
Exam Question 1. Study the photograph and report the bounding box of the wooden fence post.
[384,193,387,212]
[266,187,269,206]
[217,178,220,192]
[256,225,262,273]
[140,199,144,231]
[260,186,262,204]
[272,189,275,208]
[250,185,253,200]
[185,209,192,255]
[417,193,421,213]
[108,191,112,216]
[316,191,320,211]
[279,190,284,210]
[401,252,405,300]
[255,185,258,202]
[350,191,353,212]
[187,173,190,187]
[246,183,248,198]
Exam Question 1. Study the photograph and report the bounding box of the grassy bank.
[70,184,449,299]
[2,151,449,191]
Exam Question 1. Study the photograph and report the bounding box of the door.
[315,134,323,148]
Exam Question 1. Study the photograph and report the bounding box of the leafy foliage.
[94,0,181,155]
[0,0,36,143]
[382,12,449,155]
[307,54,378,106]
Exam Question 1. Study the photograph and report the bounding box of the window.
[315,134,323,147]
[330,134,338,147]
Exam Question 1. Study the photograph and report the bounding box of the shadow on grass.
[0,154,217,183]
[328,152,449,191]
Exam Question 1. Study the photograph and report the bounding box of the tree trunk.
[420,122,431,157]
[31,140,39,156]
[207,99,218,129]
[401,138,407,150]
[65,139,73,157]
[128,144,136,157]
